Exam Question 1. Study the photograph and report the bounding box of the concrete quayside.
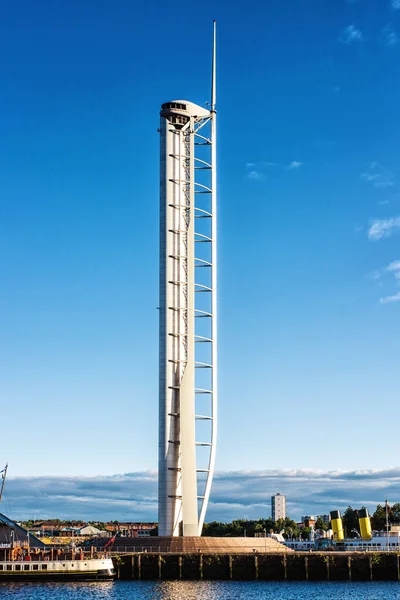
[113,551,400,581]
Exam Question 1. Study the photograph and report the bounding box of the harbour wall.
[114,552,400,581]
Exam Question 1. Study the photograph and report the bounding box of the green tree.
[149,526,158,536]
[314,516,328,531]
[300,527,311,540]
[203,521,231,537]
[372,504,388,530]
[342,506,359,537]
[274,517,299,538]
[390,503,400,524]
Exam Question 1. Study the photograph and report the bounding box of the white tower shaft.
[159,26,217,533]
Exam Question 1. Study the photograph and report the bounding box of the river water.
[1,581,400,599]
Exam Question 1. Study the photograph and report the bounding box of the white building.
[158,23,217,537]
[271,493,286,521]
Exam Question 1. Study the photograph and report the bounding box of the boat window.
[24,565,30,570]
[0,565,3,570]
[33,564,39,570]
[15,565,21,571]
[41,564,47,570]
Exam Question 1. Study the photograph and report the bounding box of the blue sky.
[1,0,400,519]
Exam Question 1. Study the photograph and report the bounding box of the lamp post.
[386,499,390,552]
[10,530,14,562]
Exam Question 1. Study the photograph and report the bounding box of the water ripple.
[1,581,400,599]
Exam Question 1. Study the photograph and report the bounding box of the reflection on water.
[155,581,400,600]
[1,581,400,599]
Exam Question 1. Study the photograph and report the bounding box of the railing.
[0,550,112,562]
[107,546,290,554]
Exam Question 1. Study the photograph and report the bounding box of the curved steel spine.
[198,20,217,534]
[158,21,217,537]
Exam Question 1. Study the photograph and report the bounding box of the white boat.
[0,558,115,580]
[0,465,115,580]
[284,533,400,553]
[336,532,400,552]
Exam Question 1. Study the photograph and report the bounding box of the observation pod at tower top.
[158,90,217,537]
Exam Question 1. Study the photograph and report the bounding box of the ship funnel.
[358,508,372,540]
[330,510,344,541]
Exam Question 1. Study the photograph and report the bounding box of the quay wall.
[113,552,400,581]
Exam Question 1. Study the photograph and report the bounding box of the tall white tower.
[158,23,217,537]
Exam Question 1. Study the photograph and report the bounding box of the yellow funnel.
[330,510,344,541]
[358,508,372,540]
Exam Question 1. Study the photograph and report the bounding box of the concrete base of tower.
[87,536,290,554]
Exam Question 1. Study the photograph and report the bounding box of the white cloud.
[287,161,303,169]
[387,260,400,272]
[340,25,364,44]
[387,261,400,280]
[361,162,395,188]
[381,25,399,46]
[368,217,400,240]
[380,291,400,304]
[368,270,381,281]
[387,30,399,45]
[247,170,264,181]
[246,161,275,169]
[5,468,400,522]
[245,161,293,179]
[369,261,400,303]
[370,260,400,281]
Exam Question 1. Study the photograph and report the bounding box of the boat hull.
[0,558,115,581]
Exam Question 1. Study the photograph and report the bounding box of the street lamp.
[10,530,14,561]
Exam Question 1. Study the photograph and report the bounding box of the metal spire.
[211,20,216,112]
[0,463,8,503]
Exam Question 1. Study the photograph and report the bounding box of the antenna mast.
[0,464,8,503]
[211,20,216,112]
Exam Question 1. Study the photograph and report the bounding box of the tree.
[314,516,328,531]
[274,518,299,538]
[390,503,400,524]
[342,506,359,537]
[149,526,158,536]
[371,504,387,531]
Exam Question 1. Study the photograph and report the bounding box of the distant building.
[319,514,330,525]
[301,516,316,528]
[271,493,286,521]
[105,522,157,537]
[78,525,102,537]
